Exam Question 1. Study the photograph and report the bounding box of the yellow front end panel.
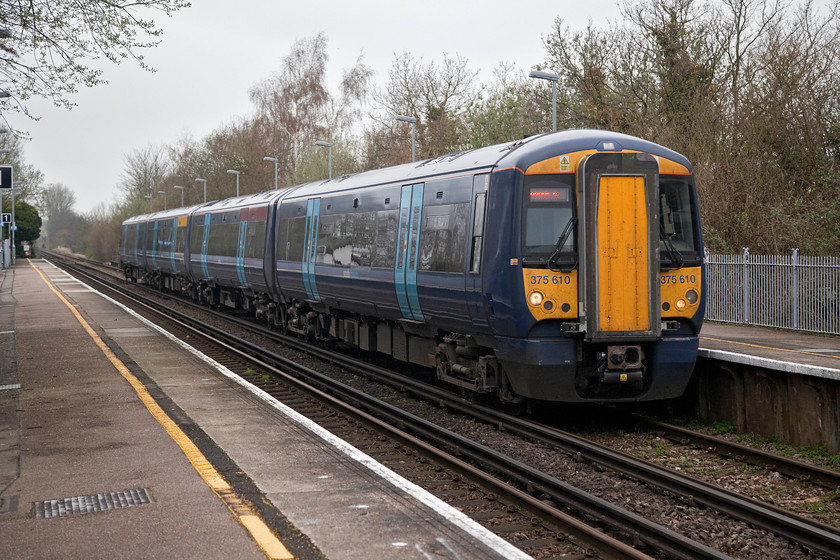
[597,176,650,332]
[523,269,578,320]
[660,266,702,319]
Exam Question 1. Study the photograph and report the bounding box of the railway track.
[46,253,840,559]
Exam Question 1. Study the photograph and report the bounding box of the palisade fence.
[705,249,840,335]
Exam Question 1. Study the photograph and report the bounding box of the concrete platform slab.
[0,259,530,560]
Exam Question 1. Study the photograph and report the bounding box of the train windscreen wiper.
[547,217,577,272]
[660,229,684,270]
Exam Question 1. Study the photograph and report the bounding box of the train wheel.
[505,398,529,417]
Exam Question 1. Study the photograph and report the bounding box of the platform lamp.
[195,177,207,203]
[157,190,167,210]
[8,181,17,265]
[528,70,559,132]
[226,169,240,197]
[263,156,278,190]
[0,91,8,264]
[144,194,152,212]
[395,115,417,162]
[315,141,332,179]
[173,185,184,207]
[0,124,6,266]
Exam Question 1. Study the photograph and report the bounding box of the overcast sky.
[10,0,620,214]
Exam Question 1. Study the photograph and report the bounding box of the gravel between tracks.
[90,268,839,559]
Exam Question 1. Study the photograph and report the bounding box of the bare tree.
[0,132,44,201]
[40,183,82,249]
[119,145,172,205]
[0,0,190,120]
[367,52,478,166]
[462,63,543,145]
[249,33,331,184]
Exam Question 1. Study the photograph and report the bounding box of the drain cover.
[34,488,153,519]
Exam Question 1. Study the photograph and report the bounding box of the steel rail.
[54,253,840,556]
[321,353,840,558]
[633,416,840,491]
[51,257,729,560]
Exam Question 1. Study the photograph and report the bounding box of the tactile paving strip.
[34,488,153,519]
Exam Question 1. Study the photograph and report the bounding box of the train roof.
[193,189,288,214]
[121,201,213,226]
[121,129,692,224]
[500,129,693,172]
[282,129,692,200]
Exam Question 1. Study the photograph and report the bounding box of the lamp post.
[395,115,417,162]
[8,182,16,265]
[528,70,560,132]
[157,190,167,210]
[195,177,207,203]
[226,169,240,197]
[263,156,278,190]
[1,95,10,264]
[173,185,184,207]
[10,186,14,264]
[144,194,152,212]
[315,141,332,179]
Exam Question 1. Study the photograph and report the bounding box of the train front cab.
[120,214,149,282]
[142,207,197,291]
[496,147,704,402]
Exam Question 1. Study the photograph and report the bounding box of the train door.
[597,176,649,331]
[395,183,424,321]
[302,198,321,302]
[149,220,159,270]
[580,152,660,338]
[466,174,489,329]
[200,213,211,279]
[170,217,179,274]
[133,223,142,266]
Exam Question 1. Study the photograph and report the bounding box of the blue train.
[121,129,705,404]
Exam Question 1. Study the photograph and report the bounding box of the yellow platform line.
[30,261,293,560]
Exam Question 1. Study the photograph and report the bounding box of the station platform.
[0,259,530,560]
[699,323,840,381]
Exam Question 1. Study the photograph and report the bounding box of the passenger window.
[418,203,468,273]
[372,210,398,268]
[190,222,204,255]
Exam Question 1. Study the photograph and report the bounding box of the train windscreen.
[522,174,576,270]
[659,178,701,268]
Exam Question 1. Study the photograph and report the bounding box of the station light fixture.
[528,70,560,132]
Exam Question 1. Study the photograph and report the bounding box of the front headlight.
[528,291,544,307]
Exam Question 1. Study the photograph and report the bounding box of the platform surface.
[0,260,529,560]
[700,322,840,380]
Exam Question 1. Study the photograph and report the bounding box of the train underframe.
[123,265,696,404]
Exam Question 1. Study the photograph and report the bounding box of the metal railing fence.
[705,248,840,335]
